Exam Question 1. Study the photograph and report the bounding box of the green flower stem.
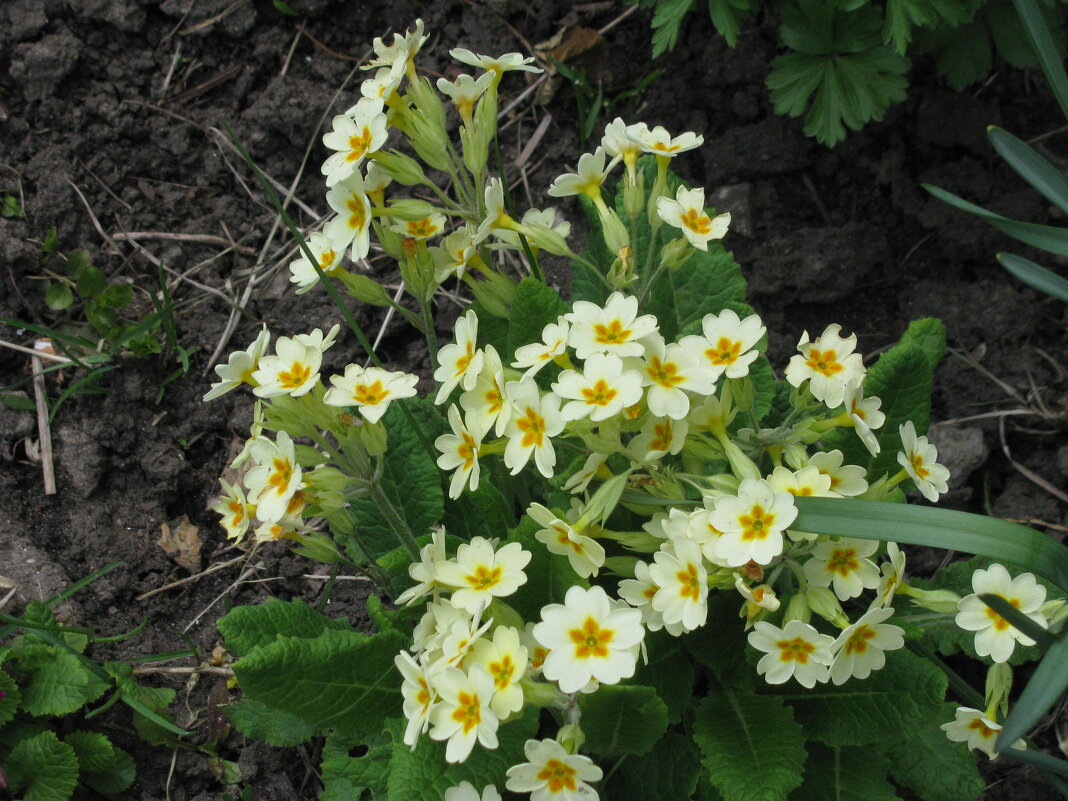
[420,298,438,367]
[368,478,421,561]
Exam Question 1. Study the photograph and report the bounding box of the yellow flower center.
[457,432,477,470]
[844,624,876,655]
[465,564,503,591]
[738,505,775,541]
[581,378,618,406]
[647,356,684,388]
[537,759,578,793]
[594,319,631,345]
[278,361,312,390]
[406,217,440,238]
[489,656,515,689]
[569,616,614,659]
[346,127,373,161]
[777,636,815,663]
[681,207,712,235]
[677,564,700,599]
[827,548,859,577]
[451,690,481,734]
[707,337,741,365]
[805,348,843,377]
[517,407,547,449]
[985,596,1021,632]
[353,380,386,406]
[346,196,367,231]
[268,458,293,495]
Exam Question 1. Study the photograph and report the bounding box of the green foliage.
[5,730,79,801]
[507,277,567,361]
[791,744,900,801]
[578,684,669,756]
[505,516,587,622]
[607,732,704,800]
[693,688,807,801]
[216,597,351,658]
[320,730,392,800]
[1,191,24,219]
[886,703,986,801]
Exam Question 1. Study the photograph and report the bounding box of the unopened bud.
[371,150,428,186]
[339,272,392,306]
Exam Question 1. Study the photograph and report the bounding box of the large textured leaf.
[386,712,537,800]
[8,644,106,716]
[82,745,136,795]
[506,277,566,361]
[349,398,445,559]
[223,698,320,746]
[6,730,79,801]
[216,597,352,658]
[607,732,703,800]
[886,703,986,801]
[0,667,20,725]
[792,744,900,801]
[64,730,114,773]
[320,729,392,801]
[578,684,668,757]
[769,649,945,746]
[646,245,747,342]
[634,628,695,722]
[232,629,405,740]
[693,688,806,801]
[442,477,515,541]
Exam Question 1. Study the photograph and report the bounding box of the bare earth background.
[1,0,1066,798]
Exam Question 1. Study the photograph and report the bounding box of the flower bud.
[659,236,693,271]
[358,418,388,457]
[339,272,392,306]
[782,592,811,624]
[723,439,762,483]
[290,531,341,563]
[598,206,630,254]
[370,150,428,186]
[985,662,1013,716]
[728,377,755,413]
[805,585,849,628]
[900,585,961,614]
[622,170,645,218]
[520,221,571,257]
[384,198,441,220]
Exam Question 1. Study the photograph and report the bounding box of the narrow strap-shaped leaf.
[988,126,1068,215]
[979,594,1056,647]
[922,184,1068,257]
[997,740,1068,778]
[997,252,1068,302]
[791,497,1068,592]
[1011,0,1068,121]
[998,628,1068,747]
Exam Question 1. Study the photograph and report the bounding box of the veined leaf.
[708,0,756,47]
[887,702,986,801]
[578,684,668,756]
[216,597,352,657]
[320,729,392,801]
[507,277,567,361]
[223,698,320,746]
[6,730,79,801]
[607,732,703,800]
[650,0,696,56]
[997,252,1068,302]
[792,744,900,801]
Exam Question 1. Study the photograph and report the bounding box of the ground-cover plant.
[0,563,182,801]
[631,0,1068,146]
[203,20,1068,800]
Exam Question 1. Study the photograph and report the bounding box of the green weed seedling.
[0,563,183,801]
[199,19,1068,801]
[1,191,24,219]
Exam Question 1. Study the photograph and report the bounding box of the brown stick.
[30,348,56,494]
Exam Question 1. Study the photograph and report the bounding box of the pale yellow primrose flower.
[436,404,484,499]
[323,172,373,261]
[469,625,528,718]
[503,380,565,477]
[546,146,619,199]
[619,559,685,637]
[784,323,866,409]
[395,526,448,607]
[565,292,658,360]
[552,352,643,422]
[460,345,511,438]
[251,334,326,398]
[870,542,906,610]
[410,598,467,655]
[395,650,439,747]
[941,707,1026,758]
[491,207,571,250]
[391,212,447,240]
[356,60,404,105]
[656,186,730,251]
[450,48,543,76]
[475,177,511,245]
[628,124,703,156]
[562,451,608,495]
[804,537,881,601]
[437,536,531,616]
[748,619,834,688]
[437,72,494,121]
[435,310,485,403]
[734,574,780,630]
[288,232,344,295]
[210,478,253,542]
[808,450,868,496]
[444,781,502,801]
[428,664,499,763]
[436,225,478,279]
[898,421,951,502]
[512,319,570,380]
[506,738,602,801]
[767,465,836,541]
[365,18,427,71]
[709,477,797,567]
[527,502,605,579]
[681,309,765,380]
[627,333,717,420]
[601,117,649,167]
[955,563,1047,663]
[322,364,418,423]
[204,324,270,401]
[829,606,905,685]
[533,584,645,693]
[628,414,688,462]
[243,431,303,523]
[364,161,393,194]
[321,100,388,187]
[649,539,709,632]
[842,380,885,457]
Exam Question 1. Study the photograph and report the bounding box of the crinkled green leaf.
[684,594,751,689]
[930,16,993,90]
[633,629,695,722]
[646,244,747,342]
[8,644,105,716]
[386,712,537,800]
[6,730,79,801]
[886,702,986,801]
[223,698,320,746]
[0,667,20,725]
[443,476,515,542]
[471,299,511,357]
[321,729,392,801]
[217,597,352,658]
[349,398,445,560]
[64,730,113,773]
[505,515,587,623]
[82,745,136,795]
[608,732,703,800]
[507,277,566,361]
[578,684,668,757]
[769,649,945,746]
[792,744,900,801]
[693,688,806,801]
[232,629,404,740]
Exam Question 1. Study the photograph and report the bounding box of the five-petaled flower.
[503,380,565,478]
[941,707,1025,759]
[748,619,835,687]
[829,606,905,685]
[897,421,951,502]
[656,186,730,250]
[437,537,531,616]
[323,364,418,423]
[709,478,798,566]
[506,739,603,801]
[955,563,1047,663]
[784,324,865,409]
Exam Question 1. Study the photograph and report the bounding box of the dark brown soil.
[1,1,1066,799]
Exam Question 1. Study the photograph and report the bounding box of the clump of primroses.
[201,19,1062,798]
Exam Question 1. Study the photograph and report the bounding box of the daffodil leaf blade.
[231,629,405,741]
[885,702,986,801]
[320,728,392,801]
[607,732,703,800]
[768,649,946,746]
[693,688,806,801]
[217,597,352,658]
[997,252,1068,302]
[385,711,537,801]
[506,277,567,362]
[5,730,80,801]
[791,744,899,801]
[579,684,669,757]
[998,626,1068,747]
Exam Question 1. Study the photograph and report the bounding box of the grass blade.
[979,594,1056,647]
[791,497,1068,592]
[997,252,1068,302]
[988,126,1068,215]
[922,184,1068,257]
[997,741,1068,779]
[46,561,124,605]
[1011,0,1068,121]
[998,629,1068,748]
